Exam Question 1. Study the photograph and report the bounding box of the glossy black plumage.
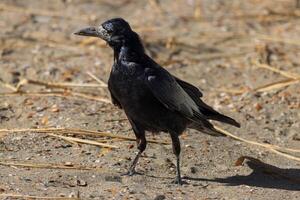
[75,18,240,184]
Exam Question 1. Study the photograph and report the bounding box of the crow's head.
[74,18,135,48]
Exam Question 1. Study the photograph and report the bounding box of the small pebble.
[77,179,87,187]
[154,194,166,200]
[190,166,198,174]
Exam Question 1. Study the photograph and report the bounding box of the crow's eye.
[103,23,114,34]
[106,29,113,34]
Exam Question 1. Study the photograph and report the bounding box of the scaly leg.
[170,133,183,185]
[123,119,147,176]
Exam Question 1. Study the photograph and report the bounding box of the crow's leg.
[127,134,146,175]
[123,119,147,176]
[170,133,183,185]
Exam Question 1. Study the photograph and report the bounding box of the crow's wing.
[175,76,240,127]
[174,77,203,98]
[145,68,205,121]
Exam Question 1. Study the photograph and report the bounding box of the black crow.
[74,18,240,185]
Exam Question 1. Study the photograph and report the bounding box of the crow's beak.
[74,26,98,37]
[74,26,111,41]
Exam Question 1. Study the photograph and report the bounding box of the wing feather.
[145,68,205,121]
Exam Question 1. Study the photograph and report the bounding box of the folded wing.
[145,68,206,122]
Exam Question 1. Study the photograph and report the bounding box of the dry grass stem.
[214,126,300,162]
[0,128,170,145]
[26,79,106,89]
[217,58,300,95]
[0,160,95,170]
[269,149,300,162]
[253,61,300,79]
[254,78,300,92]
[0,79,17,92]
[70,92,111,103]
[219,79,299,95]
[0,91,111,104]
[86,72,108,87]
[214,126,300,153]
[14,79,105,92]
[215,88,246,95]
[0,194,80,200]
[48,133,118,149]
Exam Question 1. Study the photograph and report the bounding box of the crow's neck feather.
[113,31,145,63]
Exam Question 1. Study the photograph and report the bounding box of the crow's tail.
[208,112,240,128]
[196,100,241,128]
[188,120,225,137]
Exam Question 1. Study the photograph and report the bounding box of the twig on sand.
[0,79,17,92]
[215,88,247,95]
[217,78,300,95]
[214,126,300,162]
[0,127,170,145]
[0,73,110,104]
[0,91,111,104]
[0,159,95,170]
[48,133,118,149]
[86,72,108,87]
[254,78,300,93]
[13,78,105,92]
[26,79,106,89]
[253,60,300,79]
[69,91,111,103]
[218,61,300,95]
[217,57,300,95]
[0,193,79,200]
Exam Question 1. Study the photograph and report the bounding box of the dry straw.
[0,193,80,200]
[0,127,170,145]
[219,60,300,94]
[214,126,300,162]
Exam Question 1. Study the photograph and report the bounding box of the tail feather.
[208,113,241,128]
[177,79,241,128]
[188,120,225,137]
[196,100,241,128]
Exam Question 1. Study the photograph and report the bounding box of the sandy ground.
[0,0,300,199]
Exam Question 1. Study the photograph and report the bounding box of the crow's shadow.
[185,158,300,191]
